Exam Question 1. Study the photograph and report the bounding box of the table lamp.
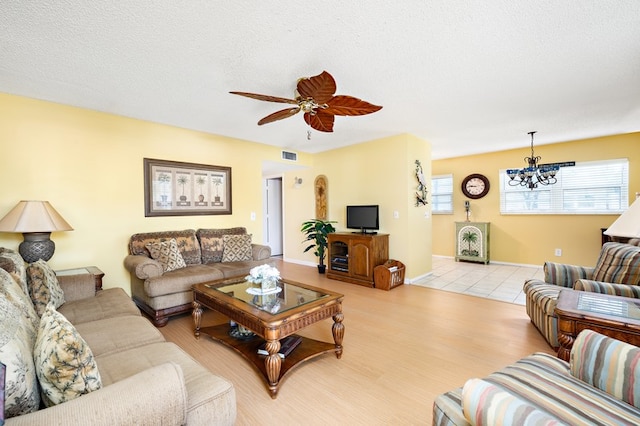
[0,200,73,262]
[603,198,640,239]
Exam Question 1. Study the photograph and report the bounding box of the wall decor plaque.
[144,158,232,217]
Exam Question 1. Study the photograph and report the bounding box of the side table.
[55,266,104,293]
[555,290,640,361]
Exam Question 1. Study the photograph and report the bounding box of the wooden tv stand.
[327,232,389,287]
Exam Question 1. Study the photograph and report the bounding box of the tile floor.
[412,256,544,305]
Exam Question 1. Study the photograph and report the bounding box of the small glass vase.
[261,277,277,293]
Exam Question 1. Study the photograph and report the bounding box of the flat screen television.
[346,205,379,234]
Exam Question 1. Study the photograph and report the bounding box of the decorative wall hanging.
[315,175,328,220]
[144,158,232,217]
[414,160,428,206]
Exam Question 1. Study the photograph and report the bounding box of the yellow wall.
[286,134,433,279]
[0,93,313,291]
[432,132,640,266]
[1,93,431,293]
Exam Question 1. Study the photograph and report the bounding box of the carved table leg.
[264,339,282,399]
[332,311,345,359]
[557,332,574,362]
[192,301,202,339]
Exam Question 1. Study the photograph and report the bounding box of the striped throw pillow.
[570,329,640,408]
[462,378,564,426]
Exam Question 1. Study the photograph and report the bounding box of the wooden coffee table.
[192,276,344,398]
[555,289,640,361]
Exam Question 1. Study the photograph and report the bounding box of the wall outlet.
[250,212,256,221]
[393,210,399,219]
[554,248,562,256]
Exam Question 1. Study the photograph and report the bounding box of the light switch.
[250,212,256,221]
[393,211,399,219]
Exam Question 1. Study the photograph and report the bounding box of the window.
[431,174,453,214]
[500,159,629,214]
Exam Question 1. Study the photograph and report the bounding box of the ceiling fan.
[230,71,382,133]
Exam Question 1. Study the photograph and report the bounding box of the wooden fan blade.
[324,95,383,116]
[257,107,301,125]
[229,91,298,104]
[296,71,336,104]
[304,110,334,132]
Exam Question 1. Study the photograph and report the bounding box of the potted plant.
[301,219,337,273]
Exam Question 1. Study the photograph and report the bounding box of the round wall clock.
[461,174,490,199]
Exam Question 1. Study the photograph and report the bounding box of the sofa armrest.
[543,261,594,288]
[574,279,640,298]
[6,363,187,426]
[251,243,271,261]
[57,273,97,302]
[124,254,164,280]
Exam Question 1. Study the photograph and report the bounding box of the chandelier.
[506,131,559,190]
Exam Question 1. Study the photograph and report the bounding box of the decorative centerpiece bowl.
[245,264,281,294]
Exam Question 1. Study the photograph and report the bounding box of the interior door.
[264,178,283,256]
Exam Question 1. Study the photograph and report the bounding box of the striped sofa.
[433,330,640,425]
[524,241,640,348]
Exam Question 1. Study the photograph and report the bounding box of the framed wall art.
[144,158,232,217]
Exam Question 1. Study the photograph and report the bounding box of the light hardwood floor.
[159,259,553,425]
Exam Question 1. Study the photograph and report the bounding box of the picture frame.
[144,158,232,217]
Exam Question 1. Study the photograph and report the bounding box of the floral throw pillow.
[26,259,65,317]
[0,287,40,417]
[221,234,253,262]
[145,238,187,272]
[34,305,102,407]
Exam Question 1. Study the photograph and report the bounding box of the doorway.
[263,177,283,256]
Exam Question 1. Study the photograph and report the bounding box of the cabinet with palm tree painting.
[455,222,490,264]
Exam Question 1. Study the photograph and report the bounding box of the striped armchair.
[524,242,640,348]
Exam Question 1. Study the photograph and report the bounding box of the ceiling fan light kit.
[230,71,382,133]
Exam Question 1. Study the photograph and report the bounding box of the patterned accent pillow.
[462,378,562,425]
[129,229,201,265]
[197,227,247,263]
[146,238,187,272]
[570,329,640,408]
[34,305,102,407]
[222,234,253,262]
[0,271,40,417]
[26,259,65,317]
[0,247,29,296]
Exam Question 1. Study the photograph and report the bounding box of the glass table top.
[207,278,329,315]
[577,292,640,320]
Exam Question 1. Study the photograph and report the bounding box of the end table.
[55,266,104,293]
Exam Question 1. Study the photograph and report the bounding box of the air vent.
[281,151,298,161]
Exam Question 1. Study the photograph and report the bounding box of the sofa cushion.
[145,238,187,272]
[74,315,165,357]
[0,247,28,295]
[34,305,102,407]
[570,329,640,409]
[129,229,202,265]
[592,242,640,285]
[143,264,224,298]
[462,378,563,425]
[26,259,65,316]
[197,227,247,263]
[0,272,40,417]
[96,341,236,425]
[222,234,253,262]
[58,287,141,325]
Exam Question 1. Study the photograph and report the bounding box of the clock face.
[462,174,490,199]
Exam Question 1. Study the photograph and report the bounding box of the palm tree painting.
[461,230,479,256]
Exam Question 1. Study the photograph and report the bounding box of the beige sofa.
[0,248,236,425]
[124,227,272,326]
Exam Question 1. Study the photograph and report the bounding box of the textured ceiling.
[1,1,639,159]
